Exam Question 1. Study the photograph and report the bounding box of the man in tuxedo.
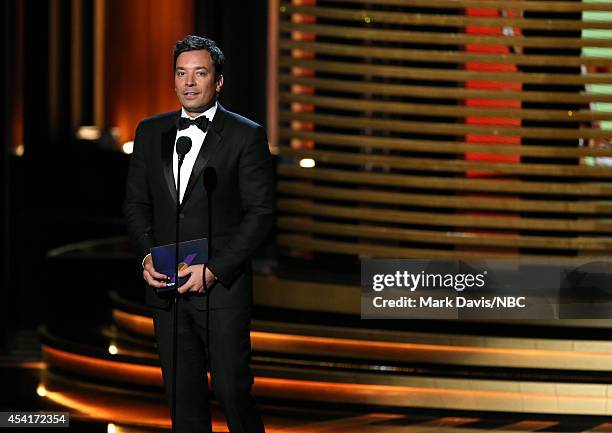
[124,35,273,433]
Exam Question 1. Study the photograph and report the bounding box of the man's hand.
[143,255,168,289]
[177,264,216,294]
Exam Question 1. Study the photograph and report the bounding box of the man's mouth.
[184,91,199,97]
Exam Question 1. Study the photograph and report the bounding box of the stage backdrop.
[271,0,612,260]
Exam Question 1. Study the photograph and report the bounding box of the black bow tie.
[177,115,210,132]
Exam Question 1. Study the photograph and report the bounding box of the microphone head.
[203,167,217,192]
[176,136,192,156]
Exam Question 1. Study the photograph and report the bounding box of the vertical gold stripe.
[94,0,105,128]
[49,0,59,138]
[267,0,280,154]
[71,0,83,131]
[12,0,25,153]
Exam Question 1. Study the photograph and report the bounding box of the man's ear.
[216,74,224,93]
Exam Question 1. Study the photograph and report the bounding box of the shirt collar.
[181,101,217,122]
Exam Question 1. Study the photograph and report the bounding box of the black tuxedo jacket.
[123,103,275,310]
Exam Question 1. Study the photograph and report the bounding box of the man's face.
[174,50,223,116]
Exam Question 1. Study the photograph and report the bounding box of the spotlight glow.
[108,344,118,355]
[14,144,25,157]
[122,141,134,155]
[36,385,46,397]
[76,126,101,141]
[299,158,315,168]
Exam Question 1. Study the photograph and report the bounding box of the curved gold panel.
[277,182,612,214]
[111,306,612,371]
[281,113,610,141]
[278,165,612,195]
[281,39,612,68]
[277,216,612,250]
[42,346,163,386]
[280,74,612,103]
[281,57,612,86]
[113,310,154,338]
[278,200,612,232]
[281,94,612,123]
[280,147,612,176]
[278,130,612,159]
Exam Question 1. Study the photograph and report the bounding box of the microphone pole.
[203,167,216,267]
[171,136,192,433]
[203,167,217,380]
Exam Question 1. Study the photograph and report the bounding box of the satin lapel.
[181,126,221,207]
[161,124,177,204]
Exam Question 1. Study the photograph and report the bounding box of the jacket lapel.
[161,115,179,204]
[181,103,226,207]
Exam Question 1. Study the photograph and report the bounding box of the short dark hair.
[173,35,224,79]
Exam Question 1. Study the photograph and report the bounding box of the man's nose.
[186,73,196,86]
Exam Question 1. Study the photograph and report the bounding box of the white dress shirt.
[173,103,217,203]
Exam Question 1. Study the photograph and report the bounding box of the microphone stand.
[203,168,215,385]
[169,136,191,432]
[171,150,187,433]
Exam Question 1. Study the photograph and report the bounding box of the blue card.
[150,238,208,292]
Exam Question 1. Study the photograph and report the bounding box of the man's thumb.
[177,265,191,278]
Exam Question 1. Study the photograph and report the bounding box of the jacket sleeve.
[123,122,155,263]
[207,126,275,285]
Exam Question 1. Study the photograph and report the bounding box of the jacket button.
[179,213,185,219]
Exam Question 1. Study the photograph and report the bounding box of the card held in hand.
[150,238,208,293]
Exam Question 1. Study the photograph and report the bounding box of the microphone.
[176,136,192,167]
[204,166,217,193]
